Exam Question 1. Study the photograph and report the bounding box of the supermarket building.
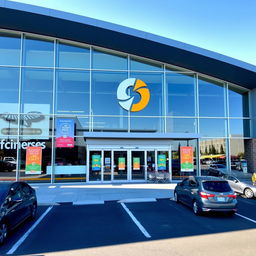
[0,1,256,183]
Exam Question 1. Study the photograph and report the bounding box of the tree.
[220,144,225,154]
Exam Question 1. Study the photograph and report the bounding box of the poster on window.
[133,157,140,170]
[92,155,101,171]
[158,154,166,171]
[25,147,42,174]
[56,119,74,148]
[118,157,125,170]
[180,146,194,172]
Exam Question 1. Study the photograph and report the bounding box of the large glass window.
[199,118,226,137]
[0,32,21,66]
[166,73,196,116]
[0,67,19,113]
[23,36,54,67]
[91,71,128,115]
[56,70,90,115]
[92,116,128,132]
[228,85,249,117]
[130,117,163,133]
[199,77,225,117]
[92,49,127,70]
[130,72,164,117]
[21,68,53,114]
[166,118,196,133]
[130,57,163,71]
[229,119,250,138]
[57,42,90,69]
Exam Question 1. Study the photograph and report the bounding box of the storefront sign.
[0,140,46,149]
[180,146,194,172]
[92,155,101,171]
[25,147,42,174]
[118,157,125,170]
[158,154,166,171]
[56,119,74,148]
[133,157,140,170]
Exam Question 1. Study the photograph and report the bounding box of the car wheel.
[244,188,254,199]
[30,203,37,220]
[0,222,8,245]
[193,201,202,216]
[174,192,179,203]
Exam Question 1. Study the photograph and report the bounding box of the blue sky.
[7,0,256,65]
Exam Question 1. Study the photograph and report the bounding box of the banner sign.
[56,119,74,148]
[118,157,125,170]
[180,146,194,172]
[158,154,166,171]
[133,157,140,170]
[25,147,42,174]
[92,155,101,171]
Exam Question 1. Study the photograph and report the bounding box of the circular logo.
[117,78,150,112]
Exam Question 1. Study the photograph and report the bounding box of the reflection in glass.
[199,77,225,117]
[200,138,226,175]
[229,119,250,138]
[92,49,127,70]
[0,33,21,66]
[56,70,90,115]
[199,118,226,137]
[228,86,249,117]
[166,73,195,116]
[130,57,163,71]
[23,36,54,67]
[131,151,145,180]
[91,71,128,115]
[0,67,19,113]
[89,151,101,181]
[130,117,163,133]
[166,118,196,133]
[57,42,90,68]
[130,72,163,116]
[21,69,53,113]
[103,151,111,181]
[113,151,127,180]
[92,116,128,132]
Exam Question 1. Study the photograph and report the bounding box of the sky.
[6,0,256,66]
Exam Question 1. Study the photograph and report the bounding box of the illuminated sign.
[117,78,150,112]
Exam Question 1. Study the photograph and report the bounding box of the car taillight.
[228,194,237,199]
[199,192,215,199]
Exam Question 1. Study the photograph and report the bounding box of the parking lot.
[1,195,256,256]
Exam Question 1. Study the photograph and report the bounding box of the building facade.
[0,1,255,183]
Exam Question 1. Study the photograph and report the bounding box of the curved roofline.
[0,0,256,88]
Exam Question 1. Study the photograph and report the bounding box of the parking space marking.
[6,206,53,255]
[235,213,256,224]
[120,202,151,238]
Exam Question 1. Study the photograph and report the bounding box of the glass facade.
[0,31,252,183]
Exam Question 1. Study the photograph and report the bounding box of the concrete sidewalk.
[32,183,176,205]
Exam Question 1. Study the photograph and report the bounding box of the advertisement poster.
[92,155,101,171]
[25,147,42,174]
[158,154,166,171]
[118,157,125,170]
[56,119,74,148]
[180,146,194,172]
[133,157,140,170]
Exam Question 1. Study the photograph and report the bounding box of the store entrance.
[88,148,171,183]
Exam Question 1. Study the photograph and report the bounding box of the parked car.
[174,176,237,215]
[222,174,256,199]
[0,182,37,245]
[208,164,227,176]
[0,160,16,172]
[3,157,16,165]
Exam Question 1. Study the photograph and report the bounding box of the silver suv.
[174,176,237,215]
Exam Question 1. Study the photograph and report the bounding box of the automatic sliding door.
[103,151,111,181]
[113,151,127,180]
[89,151,102,181]
[131,151,145,180]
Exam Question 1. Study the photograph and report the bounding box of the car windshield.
[202,181,231,192]
[0,187,8,202]
[215,164,226,168]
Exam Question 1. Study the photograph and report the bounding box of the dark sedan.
[174,176,237,215]
[0,182,37,245]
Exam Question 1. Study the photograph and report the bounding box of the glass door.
[103,151,111,181]
[131,151,145,180]
[113,151,128,181]
[89,151,102,181]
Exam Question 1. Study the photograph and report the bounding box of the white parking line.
[120,202,151,238]
[235,213,256,224]
[7,206,53,255]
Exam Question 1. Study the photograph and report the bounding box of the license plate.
[217,197,225,202]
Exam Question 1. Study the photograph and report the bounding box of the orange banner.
[25,147,42,174]
[180,146,193,172]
